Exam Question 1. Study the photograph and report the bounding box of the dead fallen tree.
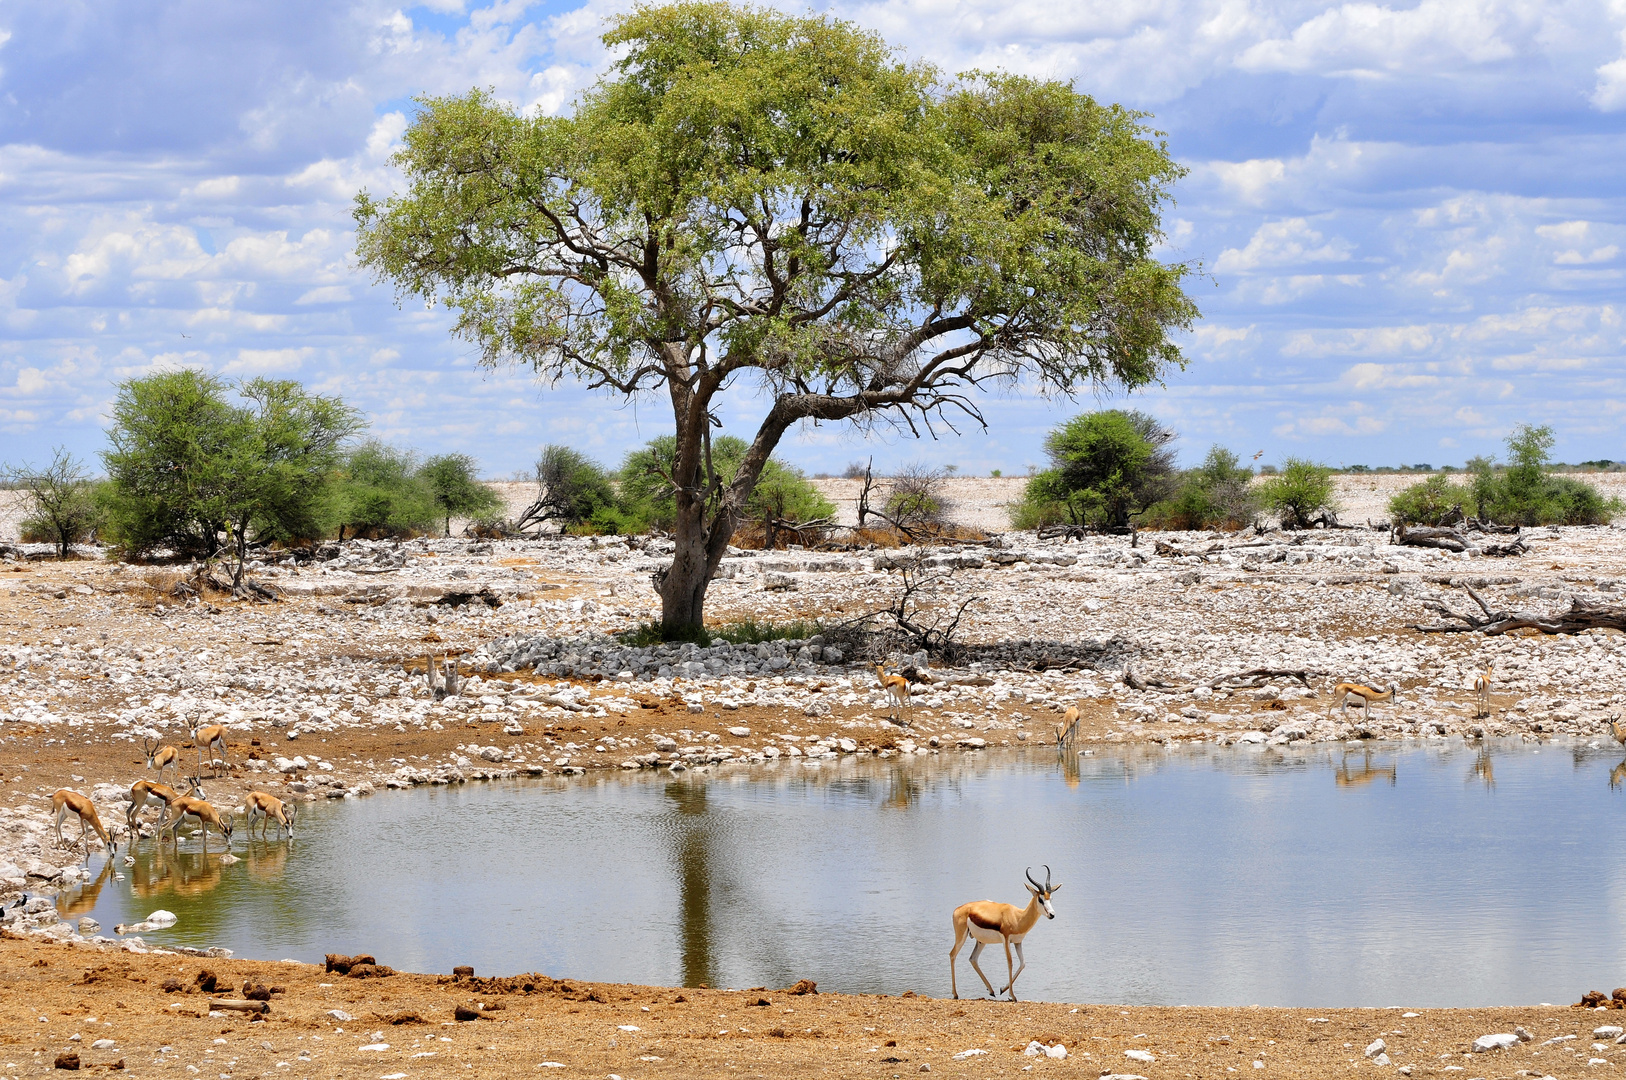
[1393,523,1527,557]
[1208,667,1322,690]
[1412,583,1626,635]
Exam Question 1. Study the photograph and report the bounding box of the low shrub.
[1258,458,1338,528]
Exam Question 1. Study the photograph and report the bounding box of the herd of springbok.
[50,716,297,867]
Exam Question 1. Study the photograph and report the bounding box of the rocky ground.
[1,477,1625,1076]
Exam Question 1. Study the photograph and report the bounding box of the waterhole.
[64,740,1626,1006]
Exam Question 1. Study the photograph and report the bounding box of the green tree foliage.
[354,1,1199,634]
[334,441,439,539]
[529,445,623,532]
[102,372,362,582]
[101,370,241,559]
[1014,410,1176,530]
[2,447,106,558]
[420,453,503,536]
[1148,446,1257,530]
[1258,458,1338,529]
[1387,473,1474,525]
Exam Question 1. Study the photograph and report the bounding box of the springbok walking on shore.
[1327,680,1399,721]
[950,866,1060,1002]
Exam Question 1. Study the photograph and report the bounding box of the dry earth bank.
[0,933,1617,1078]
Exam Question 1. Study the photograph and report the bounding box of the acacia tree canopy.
[354,0,1199,633]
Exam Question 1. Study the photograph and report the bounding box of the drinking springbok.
[52,789,116,859]
[126,775,204,838]
[950,866,1060,1002]
[245,791,297,840]
[157,795,233,854]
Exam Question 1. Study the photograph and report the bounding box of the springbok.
[142,736,179,785]
[52,789,116,859]
[950,866,1060,1002]
[245,791,297,840]
[874,663,911,722]
[1055,704,1081,748]
[157,795,233,854]
[1472,664,1494,719]
[189,718,229,777]
[1327,681,1399,721]
[126,776,204,839]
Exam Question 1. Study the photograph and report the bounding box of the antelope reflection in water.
[243,837,292,883]
[54,859,114,920]
[1469,747,1495,790]
[130,847,224,901]
[1335,750,1397,789]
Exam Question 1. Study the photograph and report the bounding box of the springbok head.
[284,800,299,839]
[185,776,206,799]
[1025,865,1061,918]
[142,736,160,764]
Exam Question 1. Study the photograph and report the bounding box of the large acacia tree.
[355,1,1199,635]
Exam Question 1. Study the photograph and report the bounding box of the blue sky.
[1,0,1623,478]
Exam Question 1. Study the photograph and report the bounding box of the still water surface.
[64,740,1626,1006]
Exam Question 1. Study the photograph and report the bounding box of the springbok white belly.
[969,925,1025,945]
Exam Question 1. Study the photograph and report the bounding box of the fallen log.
[1395,524,1467,552]
[1411,584,1626,635]
[209,999,270,1014]
[1209,667,1322,690]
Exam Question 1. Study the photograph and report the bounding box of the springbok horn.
[1044,864,1053,889]
[1026,866,1043,892]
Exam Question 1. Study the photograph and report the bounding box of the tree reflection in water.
[665,781,717,989]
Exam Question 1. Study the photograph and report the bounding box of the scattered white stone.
[145,909,177,927]
[1364,1038,1386,1058]
[728,727,750,737]
[951,1049,989,1060]
[359,1043,389,1051]
[326,1010,353,1021]
[1594,1026,1623,1039]
[1125,1049,1155,1063]
[1472,1033,1519,1052]
[91,1039,115,1050]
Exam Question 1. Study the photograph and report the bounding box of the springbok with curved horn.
[950,866,1060,1002]
[143,736,180,785]
[157,795,233,854]
[1327,680,1399,720]
[126,776,204,838]
[245,791,297,840]
[52,789,116,860]
[874,663,912,722]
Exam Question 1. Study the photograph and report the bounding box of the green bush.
[419,453,503,536]
[1014,410,1177,530]
[3,448,107,557]
[1145,446,1257,530]
[334,441,439,538]
[617,435,833,542]
[1258,457,1338,529]
[1463,425,1621,525]
[531,445,624,531]
[1387,473,1474,526]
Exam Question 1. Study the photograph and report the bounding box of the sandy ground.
[0,932,1617,1079]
